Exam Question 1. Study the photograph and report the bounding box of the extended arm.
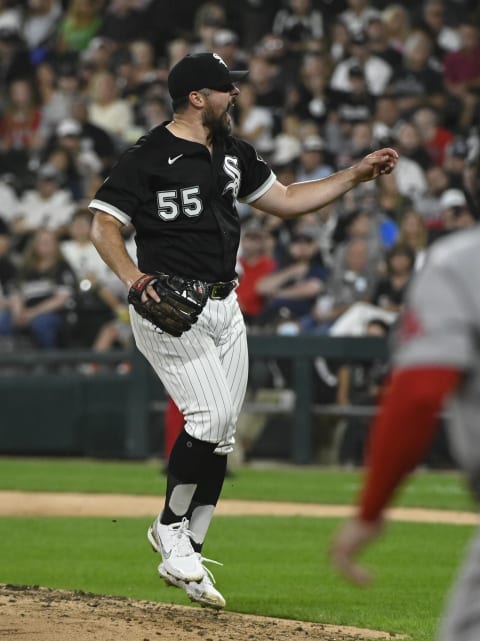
[253,148,398,219]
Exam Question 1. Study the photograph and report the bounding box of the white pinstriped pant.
[130,291,249,454]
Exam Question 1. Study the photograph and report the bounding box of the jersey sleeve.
[88,146,150,225]
[393,252,476,371]
[358,367,463,522]
[235,140,276,204]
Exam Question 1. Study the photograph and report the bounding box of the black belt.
[207,279,237,300]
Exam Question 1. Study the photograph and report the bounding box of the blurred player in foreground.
[330,224,480,641]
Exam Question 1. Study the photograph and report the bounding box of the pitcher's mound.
[1,584,404,641]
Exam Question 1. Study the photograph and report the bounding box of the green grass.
[0,456,476,511]
[0,515,472,641]
[0,457,477,640]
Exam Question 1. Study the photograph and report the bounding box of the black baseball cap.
[168,53,248,100]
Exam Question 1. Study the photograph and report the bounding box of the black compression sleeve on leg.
[188,451,228,552]
[167,429,218,481]
[190,450,227,506]
[161,429,219,525]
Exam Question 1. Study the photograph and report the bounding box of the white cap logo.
[213,53,228,68]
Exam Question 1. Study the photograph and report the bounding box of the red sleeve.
[359,367,463,522]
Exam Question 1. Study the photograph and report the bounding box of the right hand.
[329,516,384,586]
[353,148,399,183]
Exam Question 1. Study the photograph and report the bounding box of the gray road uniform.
[393,226,480,641]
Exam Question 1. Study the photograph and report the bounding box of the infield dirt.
[3,491,473,641]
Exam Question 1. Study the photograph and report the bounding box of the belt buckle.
[210,284,223,300]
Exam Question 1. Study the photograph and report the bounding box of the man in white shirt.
[330,31,393,97]
[13,164,75,238]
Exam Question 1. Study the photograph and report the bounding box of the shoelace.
[169,517,196,557]
[197,554,223,584]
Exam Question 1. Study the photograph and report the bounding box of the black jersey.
[89,122,275,282]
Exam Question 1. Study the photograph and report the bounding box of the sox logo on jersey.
[222,156,241,199]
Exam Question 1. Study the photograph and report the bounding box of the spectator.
[443,137,470,191]
[443,23,480,129]
[289,52,334,127]
[378,148,428,211]
[330,31,393,97]
[437,187,476,237]
[394,118,432,170]
[272,0,324,57]
[0,77,42,170]
[211,29,248,73]
[256,224,328,330]
[246,53,284,114]
[48,117,103,201]
[98,0,153,47]
[418,164,454,222]
[55,58,82,101]
[21,0,62,54]
[296,135,333,182]
[371,242,415,313]
[365,15,403,73]
[35,60,72,144]
[389,30,446,114]
[0,1,21,33]
[69,96,115,171]
[329,19,352,63]
[128,39,164,88]
[0,78,41,152]
[340,0,380,39]
[13,163,75,242]
[0,174,20,226]
[336,317,390,467]
[332,65,376,131]
[397,208,430,270]
[381,3,412,54]
[307,237,378,334]
[412,106,453,166]
[332,210,383,265]
[236,219,277,327]
[80,36,116,75]
[371,95,400,143]
[87,70,139,145]
[190,2,226,54]
[5,227,76,348]
[270,113,302,167]
[233,82,274,155]
[416,0,461,57]
[56,0,101,54]
[326,241,414,338]
[166,37,191,69]
[60,208,126,347]
[138,96,169,133]
[0,27,34,90]
[0,218,17,345]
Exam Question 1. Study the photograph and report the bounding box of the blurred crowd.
[0,0,479,366]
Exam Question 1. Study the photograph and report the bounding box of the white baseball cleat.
[158,554,226,610]
[147,517,205,582]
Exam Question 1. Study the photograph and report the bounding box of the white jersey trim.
[240,172,276,204]
[88,199,132,225]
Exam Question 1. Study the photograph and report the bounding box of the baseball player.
[89,52,398,609]
[331,225,480,640]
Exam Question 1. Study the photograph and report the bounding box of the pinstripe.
[130,296,246,449]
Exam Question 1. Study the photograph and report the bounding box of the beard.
[202,103,232,143]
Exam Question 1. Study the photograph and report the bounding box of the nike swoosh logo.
[168,154,183,165]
